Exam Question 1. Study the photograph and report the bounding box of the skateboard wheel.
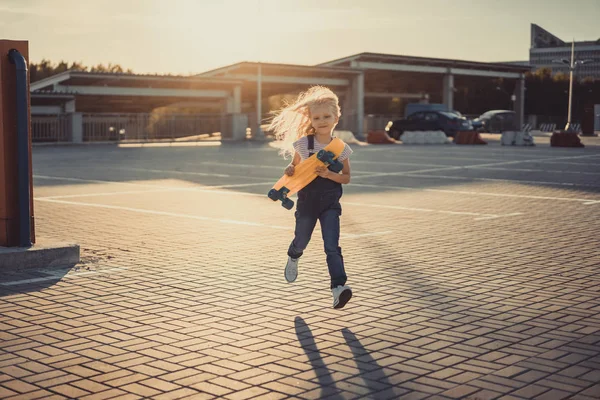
[267,189,279,201]
[329,161,343,173]
[320,150,335,164]
[282,198,294,210]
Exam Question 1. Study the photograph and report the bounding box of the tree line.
[521,68,600,122]
[29,59,138,83]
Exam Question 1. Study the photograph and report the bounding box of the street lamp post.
[495,86,516,110]
[553,39,594,132]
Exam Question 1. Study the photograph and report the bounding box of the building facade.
[529,24,600,80]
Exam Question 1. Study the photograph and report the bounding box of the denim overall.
[287,135,347,289]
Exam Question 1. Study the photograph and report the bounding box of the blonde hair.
[268,86,341,158]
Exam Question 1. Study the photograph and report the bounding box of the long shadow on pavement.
[0,264,80,297]
[342,328,400,400]
[294,316,344,400]
[31,142,600,198]
[295,317,402,399]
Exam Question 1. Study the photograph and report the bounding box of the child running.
[268,86,353,309]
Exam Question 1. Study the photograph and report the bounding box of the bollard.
[0,40,35,247]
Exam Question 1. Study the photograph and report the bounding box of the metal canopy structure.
[197,62,363,135]
[29,52,532,139]
[319,52,529,78]
[30,71,244,113]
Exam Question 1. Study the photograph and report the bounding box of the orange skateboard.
[268,137,346,210]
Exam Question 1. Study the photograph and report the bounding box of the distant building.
[529,23,600,80]
[496,61,531,67]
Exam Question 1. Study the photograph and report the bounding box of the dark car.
[387,111,472,139]
[472,110,516,133]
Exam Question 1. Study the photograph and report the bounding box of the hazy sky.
[2,0,599,75]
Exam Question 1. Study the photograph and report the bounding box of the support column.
[255,64,264,140]
[515,74,525,131]
[340,86,354,131]
[233,85,242,113]
[355,72,364,138]
[442,72,454,111]
[231,85,246,140]
[70,113,83,143]
[65,99,75,113]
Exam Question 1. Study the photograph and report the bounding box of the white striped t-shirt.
[292,136,353,162]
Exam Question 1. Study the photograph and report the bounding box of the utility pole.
[553,39,595,132]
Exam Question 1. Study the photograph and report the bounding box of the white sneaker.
[332,285,352,309]
[284,256,299,283]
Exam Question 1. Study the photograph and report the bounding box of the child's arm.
[316,158,351,184]
[284,152,301,176]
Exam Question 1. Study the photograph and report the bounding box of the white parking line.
[535,160,600,167]
[36,193,511,237]
[351,160,453,167]
[36,187,195,200]
[342,201,521,220]
[198,161,282,170]
[583,200,600,205]
[101,166,280,180]
[34,174,158,188]
[109,166,231,178]
[394,173,600,189]
[355,147,600,161]
[476,166,600,176]
[474,213,523,221]
[197,161,374,175]
[35,198,293,230]
[349,183,600,205]
[353,154,600,181]
[35,168,600,209]
[33,175,272,199]
[341,231,393,239]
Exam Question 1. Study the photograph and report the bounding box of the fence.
[82,113,230,142]
[31,112,252,143]
[33,112,587,142]
[31,114,71,142]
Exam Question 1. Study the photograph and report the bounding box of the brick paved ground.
[1,135,599,399]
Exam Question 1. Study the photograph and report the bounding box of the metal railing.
[82,113,231,142]
[32,114,71,142]
[34,112,591,142]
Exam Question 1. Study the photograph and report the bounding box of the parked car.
[405,103,447,117]
[472,110,516,133]
[387,110,473,139]
[450,110,474,130]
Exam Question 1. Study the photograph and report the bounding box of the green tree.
[29,60,134,81]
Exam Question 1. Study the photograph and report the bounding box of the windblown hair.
[268,86,341,158]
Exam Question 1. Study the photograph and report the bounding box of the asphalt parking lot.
[1,135,599,400]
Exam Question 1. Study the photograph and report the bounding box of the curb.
[0,243,80,269]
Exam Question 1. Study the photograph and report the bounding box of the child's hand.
[315,165,330,179]
[285,164,295,176]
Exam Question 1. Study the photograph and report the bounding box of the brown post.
[0,40,35,247]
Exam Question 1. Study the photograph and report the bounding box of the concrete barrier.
[400,131,449,144]
[333,130,367,145]
[367,130,397,144]
[501,131,535,146]
[455,131,487,145]
[550,131,584,148]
